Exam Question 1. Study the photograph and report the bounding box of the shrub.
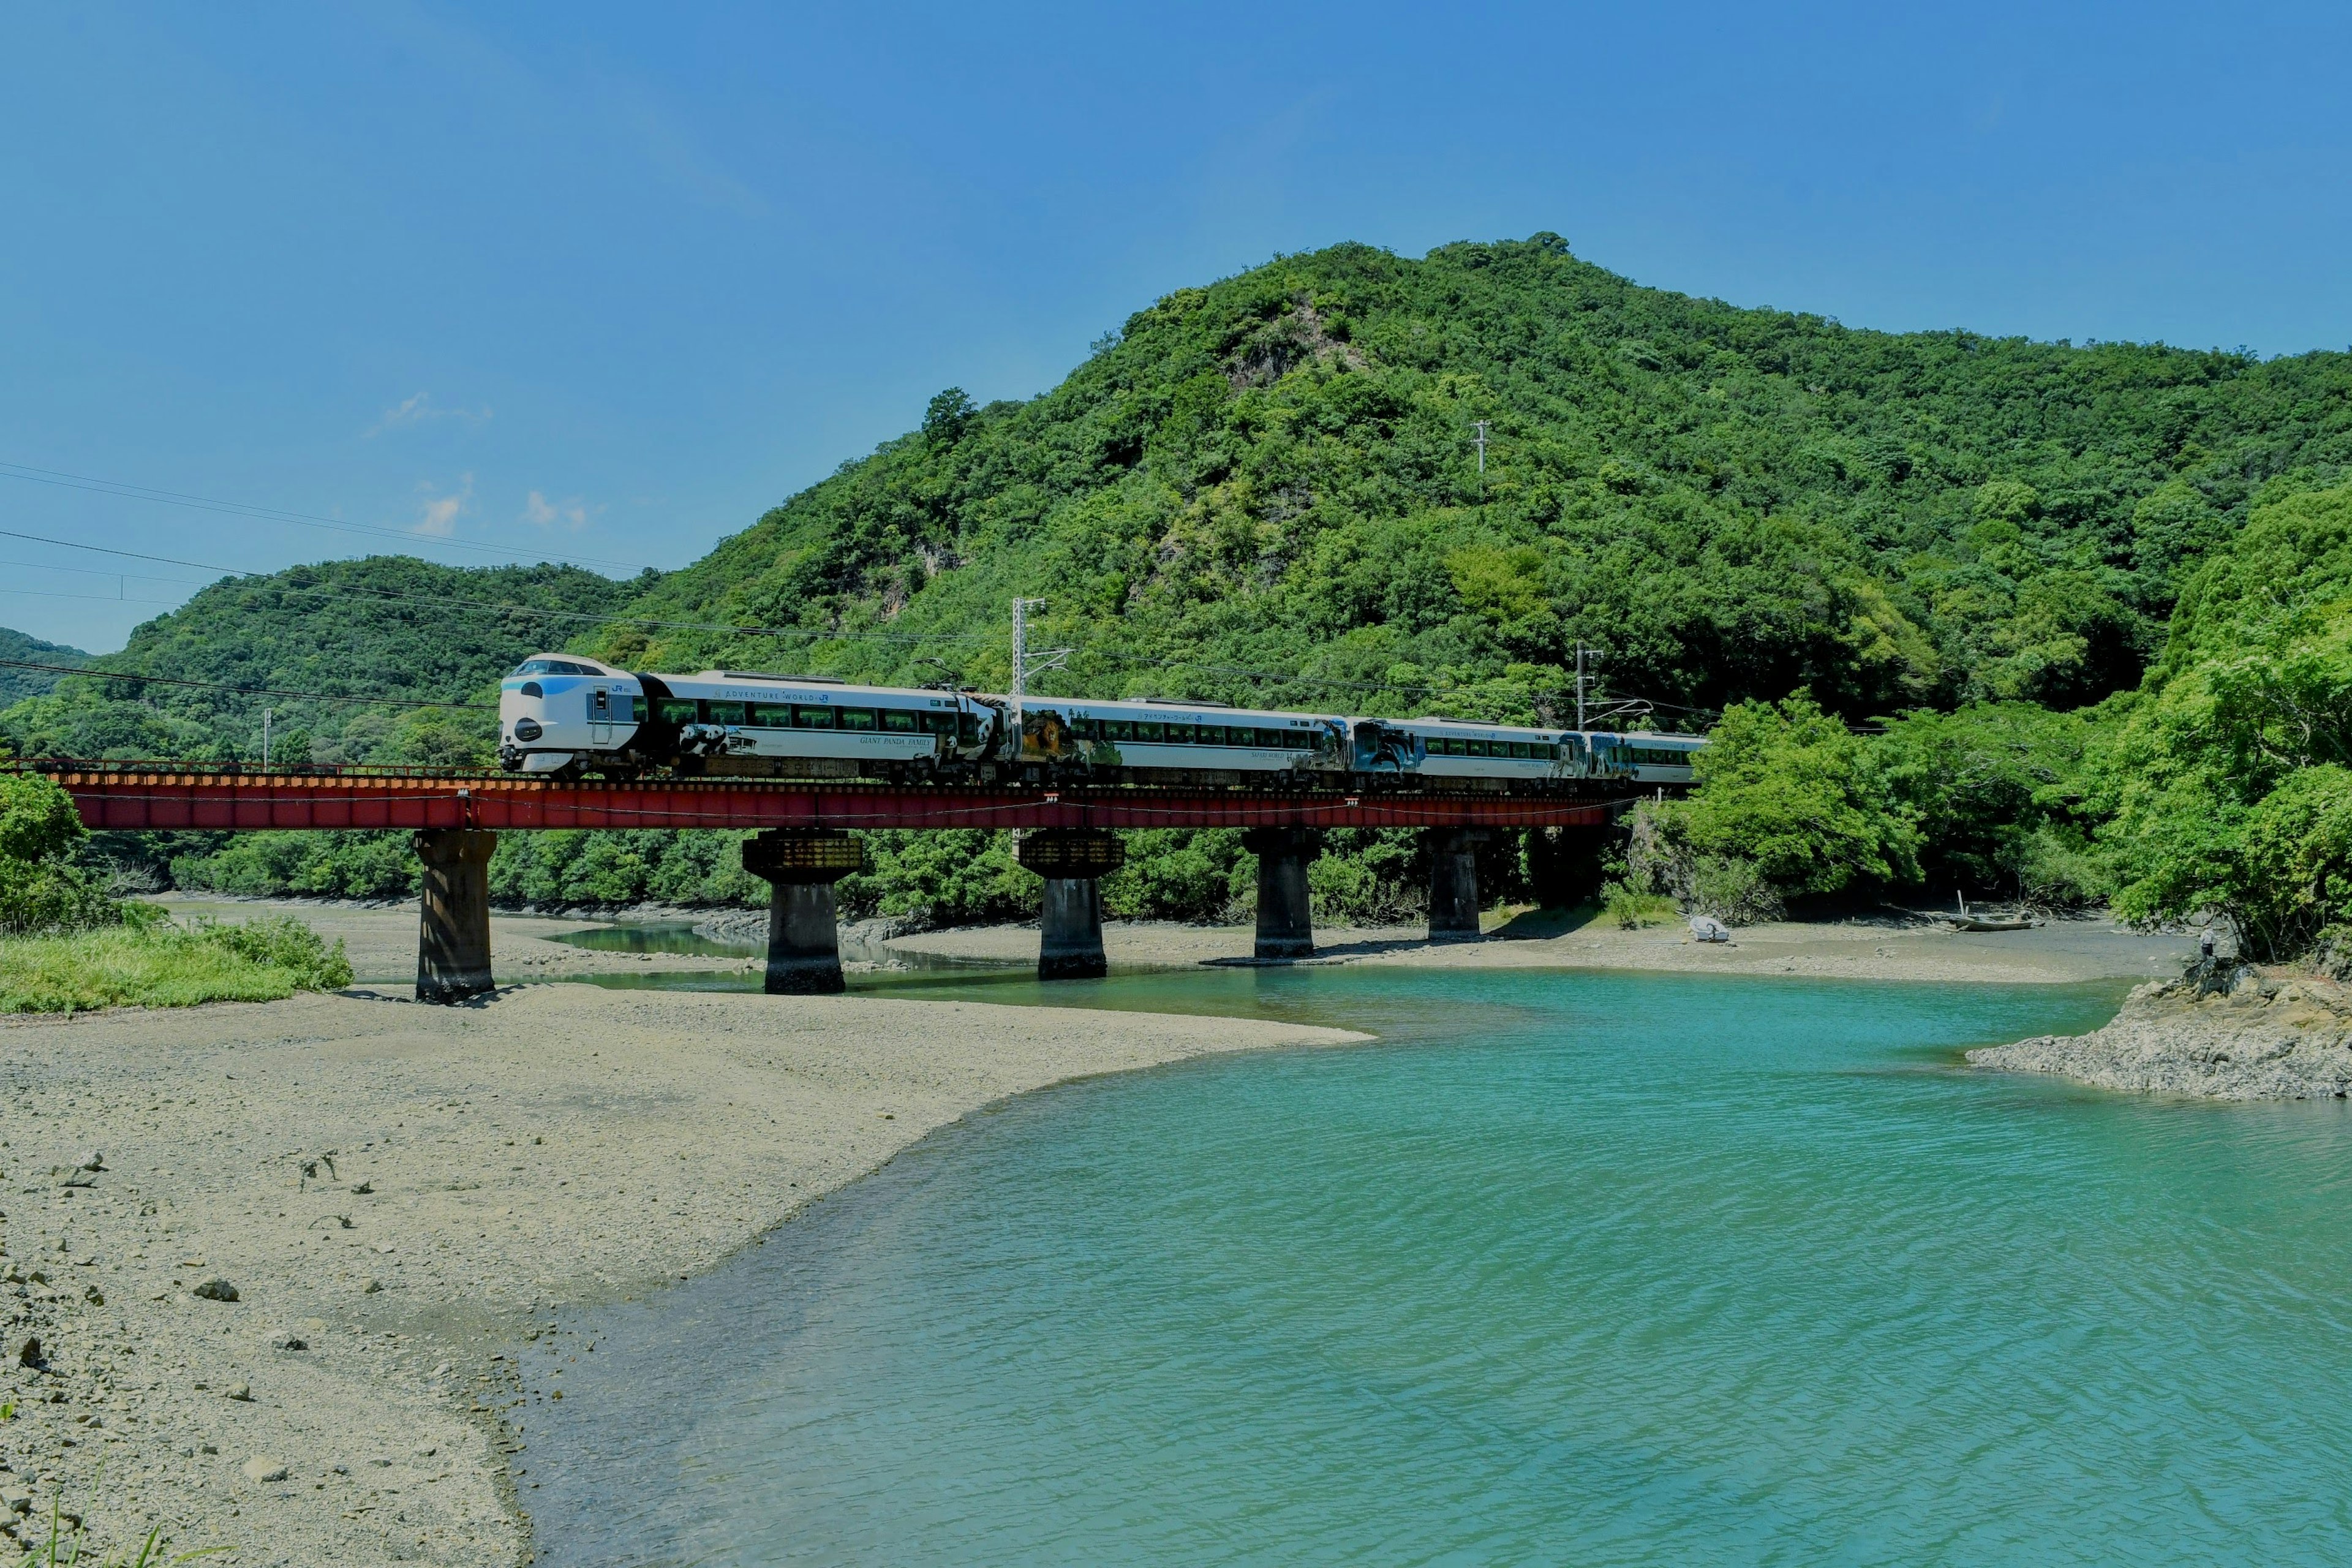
[1687,855,1785,925]
[1603,882,1679,929]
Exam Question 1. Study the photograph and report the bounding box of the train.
[496,655,1706,788]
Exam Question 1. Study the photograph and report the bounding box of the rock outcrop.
[1970,965,2352,1100]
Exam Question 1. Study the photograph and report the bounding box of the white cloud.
[367,391,492,438]
[414,473,475,537]
[522,490,589,530]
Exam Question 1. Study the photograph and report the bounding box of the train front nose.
[500,680,564,771]
[503,680,548,744]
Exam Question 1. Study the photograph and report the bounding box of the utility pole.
[262,707,274,769]
[1471,420,1490,494]
[1009,598,1069,700]
[1574,646,1599,731]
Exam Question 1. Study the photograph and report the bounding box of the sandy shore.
[888,908,2199,986]
[0,986,1361,1564]
[153,895,762,986]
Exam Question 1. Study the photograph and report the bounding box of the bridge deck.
[37,763,1624,833]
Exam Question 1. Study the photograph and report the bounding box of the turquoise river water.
[524,963,2352,1565]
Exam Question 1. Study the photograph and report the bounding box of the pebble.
[225,1382,253,1402]
[192,1279,239,1303]
[240,1457,288,1483]
[268,1332,307,1352]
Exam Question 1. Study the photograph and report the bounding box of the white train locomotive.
[496,655,1705,786]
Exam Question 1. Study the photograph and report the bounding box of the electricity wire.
[0,657,488,710]
[0,459,661,574]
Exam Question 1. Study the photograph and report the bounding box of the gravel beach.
[0,984,1362,1564]
[1970,967,2352,1099]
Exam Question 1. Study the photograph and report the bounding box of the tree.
[0,772,118,933]
[2095,482,2352,959]
[922,387,976,447]
[1673,693,1918,897]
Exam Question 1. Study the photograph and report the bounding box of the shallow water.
[548,922,757,957]
[523,967,2352,1565]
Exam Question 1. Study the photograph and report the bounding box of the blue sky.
[5,1,2348,652]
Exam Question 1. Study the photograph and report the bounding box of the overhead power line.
[0,459,662,575]
[0,657,489,710]
[0,524,995,649]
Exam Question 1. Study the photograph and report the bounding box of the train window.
[793,706,835,729]
[1509,742,1531,760]
[1284,729,1311,750]
[1108,721,1136,742]
[659,699,697,725]
[705,701,747,725]
[1158,723,1189,743]
[840,709,876,731]
[630,697,649,722]
[925,710,959,735]
[749,704,791,727]
[1135,722,1163,742]
[1221,726,1248,746]
[880,709,918,733]
[1446,738,1468,756]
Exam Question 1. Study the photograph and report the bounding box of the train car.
[497,655,644,774]
[499,658,997,780]
[1006,697,1346,781]
[1612,731,1706,786]
[1393,717,1586,783]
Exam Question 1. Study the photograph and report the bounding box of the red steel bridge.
[31,760,1630,1000]
[36,760,1621,834]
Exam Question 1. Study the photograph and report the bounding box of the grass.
[0,915,352,1014]
[21,1476,225,1566]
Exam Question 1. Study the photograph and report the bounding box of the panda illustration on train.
[496,655,1706,788]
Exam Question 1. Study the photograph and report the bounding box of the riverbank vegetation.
[0,772,350,1011]
[10,235,2352,950]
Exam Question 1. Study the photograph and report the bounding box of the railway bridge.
[39,761,1629,1001]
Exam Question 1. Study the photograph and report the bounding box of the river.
[522,963,2352,1564]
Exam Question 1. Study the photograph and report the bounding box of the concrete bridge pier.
[414,827,498,1003]
[742,829,868,995]
[1242,827,1322,960]
[1016,828,1126,979]
[1427,826,1490,943]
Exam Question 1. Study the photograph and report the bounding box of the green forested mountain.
[599,235,2352,725]
[1,557,638,765]
[19,235,2352,926]
[0,627,91,705]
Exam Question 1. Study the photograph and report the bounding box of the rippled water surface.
[527,967,2352,1565]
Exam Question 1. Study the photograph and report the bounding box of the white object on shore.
[1689,916,1731,943]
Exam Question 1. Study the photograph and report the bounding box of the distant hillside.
[1,557,639,765]
[598,235,2352,724]
[0,626,91,705]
